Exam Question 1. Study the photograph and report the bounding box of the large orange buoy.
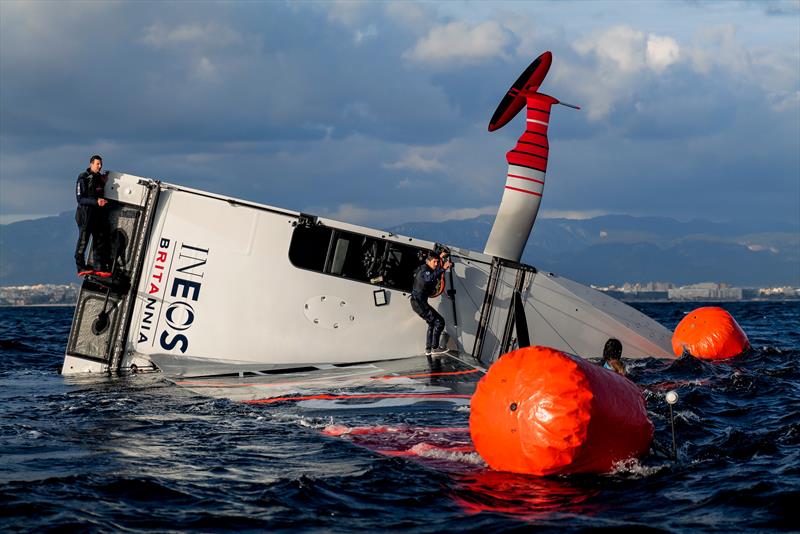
[469,346,653,476]
[671,306,750,360]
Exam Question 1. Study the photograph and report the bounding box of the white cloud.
[141,22,243,50]
[354,24,378,44]
[315,203,497,227]
[574,25,646,73]
[384,1,430,29]
[768,91,800,112]
[646,34,680,72]
[564,25,684,119]
[405,21,511,65]
[326,0,370,27]
[383,150,445,173]
[754,49,800,95]
[395,178,433,190]
[686,24,799,111]
[550,60,621,120]
[574,25,680,74]
[196,56,216,79]
[744,243,779,253]
[687,24,748,75]
[540,209,612,220]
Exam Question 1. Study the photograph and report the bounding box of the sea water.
[0,302,797,532]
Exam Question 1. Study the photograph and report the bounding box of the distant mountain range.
[391,214,799,287]
[1,212,81,286]
[1,211,798,287]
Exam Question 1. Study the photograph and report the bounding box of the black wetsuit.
[74,168,110,271]
[410,263,446,351]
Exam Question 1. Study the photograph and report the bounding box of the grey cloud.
[759,0,800,16]
[1,1,797,234]
[1,2,464,148]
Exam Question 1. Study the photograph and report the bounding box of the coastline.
[0,304,76,308]
[2,299,799,309]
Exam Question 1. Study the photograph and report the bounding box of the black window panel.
[288,225,333,271]
[368,241,422,293]
[289,224,430,293]
[328,231,370,282]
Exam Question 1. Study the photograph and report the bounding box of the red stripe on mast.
[508,174,545,185]
[504,185,543,197]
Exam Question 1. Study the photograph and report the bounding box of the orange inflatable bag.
[672,306,749,360]
[470,346,653,476]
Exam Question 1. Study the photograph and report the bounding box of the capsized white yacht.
[62,51,674,377]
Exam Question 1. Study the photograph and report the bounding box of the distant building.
[591,282,672,301]
[0,284,80,306]
[595,282,798,301]
[668,282,743,301]
[622,281,674,292]
[759,286,800,298]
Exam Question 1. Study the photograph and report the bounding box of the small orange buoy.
[672,306,750,360]
[469,346,653,476]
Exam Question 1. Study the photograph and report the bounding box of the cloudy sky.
[1,0,798,231]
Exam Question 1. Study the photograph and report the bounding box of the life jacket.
[76,169,106,208]
[411,264,445,300]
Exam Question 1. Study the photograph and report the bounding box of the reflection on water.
[451,470,600,518]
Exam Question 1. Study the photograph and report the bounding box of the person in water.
[601,338,627,376]
[74,154,111,277]
[411,249,452,356]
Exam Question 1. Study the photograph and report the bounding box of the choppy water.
[0,302,797,532]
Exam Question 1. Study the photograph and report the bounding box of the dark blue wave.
[0,303,797,532]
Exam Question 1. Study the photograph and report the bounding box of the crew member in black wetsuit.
[411,250,452,355]
[74,154,111,277]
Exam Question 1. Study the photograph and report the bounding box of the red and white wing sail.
[484,94,557,262]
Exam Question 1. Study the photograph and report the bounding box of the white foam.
[608,457,669,478]
[675,409,700,423]
[410,442,486,466]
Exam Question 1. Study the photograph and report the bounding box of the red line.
[506,159,546,173]
[510,149,547,161]
[505,185,543,196]
[376,369,481,379]
[413,427,470,433]
[507,174,544,185]
[378,446,475,457]
[324,426,470,436]
[244,393,472,405]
